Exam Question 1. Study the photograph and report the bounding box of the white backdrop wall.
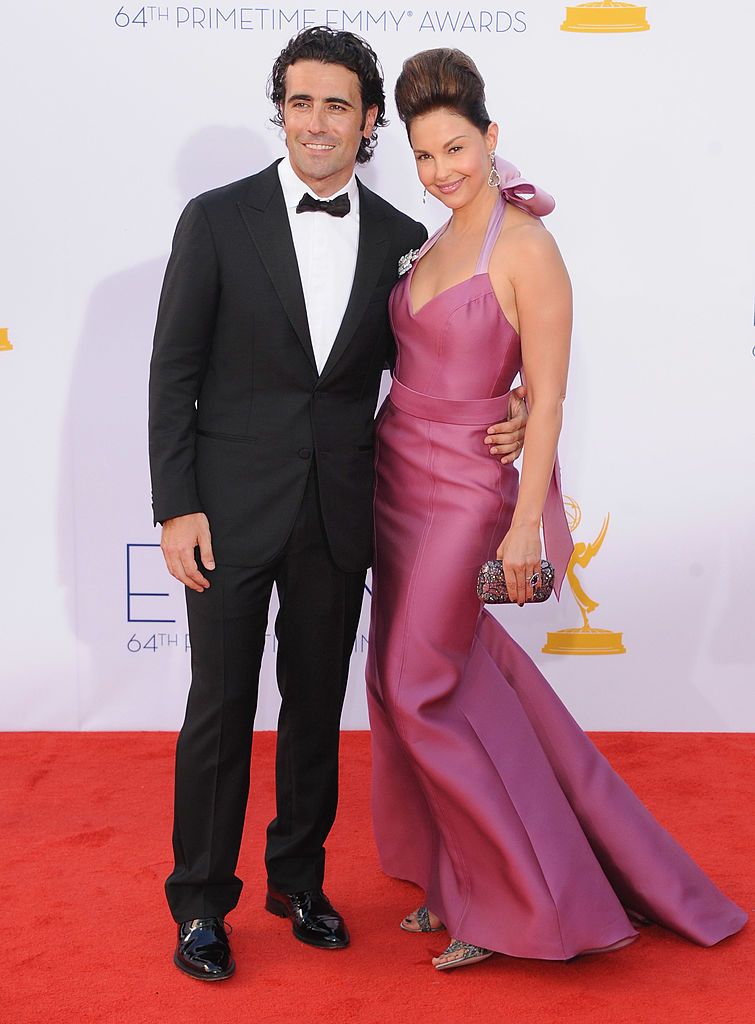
[1,2,753,730]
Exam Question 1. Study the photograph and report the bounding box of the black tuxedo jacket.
[149,160,426,571]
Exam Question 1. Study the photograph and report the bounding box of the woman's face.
[408,108,498,210]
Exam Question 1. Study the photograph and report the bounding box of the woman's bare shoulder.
[492,205,564,277]
[500,204,554,246]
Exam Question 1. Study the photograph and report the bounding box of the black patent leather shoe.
[265,887,350,949]
[174,917,235,981]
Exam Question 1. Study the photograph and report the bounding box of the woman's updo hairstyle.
[394,48,491,139]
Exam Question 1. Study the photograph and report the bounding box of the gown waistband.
[387,376,574,599]
[389,376,511,425]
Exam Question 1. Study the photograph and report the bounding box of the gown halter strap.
[475,154,555,276]
[475,197,508,278]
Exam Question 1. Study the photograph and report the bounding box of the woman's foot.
[432,938,494,970]
[400,905,445,933]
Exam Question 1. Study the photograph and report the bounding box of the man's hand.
[484,384,528,464]
[161,512,215,592]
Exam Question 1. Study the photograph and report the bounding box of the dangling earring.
[422,187,427,205]
[488,153,501,189]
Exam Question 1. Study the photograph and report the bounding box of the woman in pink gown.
[365,48,746,970]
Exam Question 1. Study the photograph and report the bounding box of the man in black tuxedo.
[149,27,524,980]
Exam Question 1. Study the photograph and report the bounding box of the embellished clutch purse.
[476,559,555,604]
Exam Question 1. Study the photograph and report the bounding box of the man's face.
[281,60,378,196]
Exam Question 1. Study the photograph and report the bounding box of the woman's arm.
[492,224,572,604]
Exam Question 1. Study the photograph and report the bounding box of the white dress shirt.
[278,156,360,374]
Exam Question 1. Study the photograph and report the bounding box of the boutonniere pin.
[398,249,420,277]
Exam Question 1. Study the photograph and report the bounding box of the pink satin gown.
[365,179,746,958]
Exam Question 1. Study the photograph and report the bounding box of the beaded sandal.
[400,905,445,933]
[433,938,494,971]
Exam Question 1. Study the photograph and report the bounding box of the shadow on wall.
[58,127,276,728]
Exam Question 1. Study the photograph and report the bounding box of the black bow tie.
[296,192,351,218]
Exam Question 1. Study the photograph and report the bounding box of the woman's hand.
[496,524,542,606]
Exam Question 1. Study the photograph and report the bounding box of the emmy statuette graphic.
[561,2,650,33]
[542,496,626,655]
[0,328,13,351]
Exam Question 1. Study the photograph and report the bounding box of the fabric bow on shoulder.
[495,156,555,217]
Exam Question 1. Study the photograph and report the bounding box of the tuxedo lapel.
[318,180,390,383]
[237,164,318,375]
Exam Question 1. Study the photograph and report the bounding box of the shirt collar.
[278,155,358,212]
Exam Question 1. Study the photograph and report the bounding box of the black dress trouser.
[164,467,366,922]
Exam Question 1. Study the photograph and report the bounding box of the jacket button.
[298,448,312,459]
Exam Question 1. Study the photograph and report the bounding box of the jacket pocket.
[197,428,257,444]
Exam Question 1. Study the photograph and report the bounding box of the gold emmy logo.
[542,496,626,655]
[561,2,650,33]
[0,328,13,351]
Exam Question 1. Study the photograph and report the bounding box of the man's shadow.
[58,126,281,729]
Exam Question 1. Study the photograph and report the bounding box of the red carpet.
[3,732,752,1023]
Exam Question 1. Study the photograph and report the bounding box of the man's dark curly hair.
[268,26,387,164]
